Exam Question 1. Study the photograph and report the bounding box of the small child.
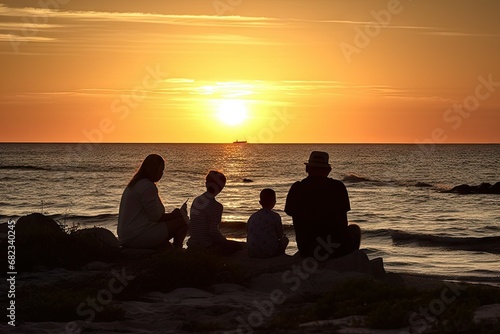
[247,188,289,258]
[187,171,243,256]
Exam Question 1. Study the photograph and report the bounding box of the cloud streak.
[0,33,54,42]
[0,4,279,27]
[0,78,466,107]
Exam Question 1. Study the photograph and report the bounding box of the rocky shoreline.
[1,213,500,333]
[443,182,500,194]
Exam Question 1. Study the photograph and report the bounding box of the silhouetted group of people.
[117,151,361,260]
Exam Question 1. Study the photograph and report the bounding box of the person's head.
[205,170,226,196]
[259,188,276,210]
[304,151,332,177]
[128,154,165,187]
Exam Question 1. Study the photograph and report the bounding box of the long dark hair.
[128,154,165,188]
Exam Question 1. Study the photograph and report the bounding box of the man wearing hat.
[285,151,361,259]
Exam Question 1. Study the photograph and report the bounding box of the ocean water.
[1,143,499,283]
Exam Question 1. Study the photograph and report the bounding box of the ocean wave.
[49,213,118,223]
[362,228,393,237]
[340,174,438,189]
[0,176,18,181]
[391,231,500,254]
[0,165,132,173]
[341,173,373,183]
[220,224,396,240]
[0,165,51,171]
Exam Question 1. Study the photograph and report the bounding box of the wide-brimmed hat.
[304,151,331,168]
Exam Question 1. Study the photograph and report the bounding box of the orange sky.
[1,0,499,143]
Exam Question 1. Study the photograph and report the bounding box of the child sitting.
[247,188,289,258]
[187,171,243,256]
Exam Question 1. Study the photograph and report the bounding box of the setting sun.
[216,99,248,126]
[0,1,499,143]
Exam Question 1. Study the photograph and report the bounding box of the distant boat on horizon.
[233,140,247,144]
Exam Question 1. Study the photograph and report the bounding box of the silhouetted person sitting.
[285,151,361,259]
[118,154,188,250]
[247,188,289,258]
[187,171,243,256]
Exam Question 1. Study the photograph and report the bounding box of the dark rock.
[446,182,500,195]
[415,182,432,187]
[73,227,119,250]
[120,247,158,258]
[489,182,500,194]
[476,182,492,194]
[449,184,472,194]
[16,213,66,242]
[83,261,117,271]
[15,214,72,270]
[342,174,370,183]
[14,213,121,271]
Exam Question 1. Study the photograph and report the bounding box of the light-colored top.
[117,178,165,246]
[187,192,226,248]
[247,208,284,258]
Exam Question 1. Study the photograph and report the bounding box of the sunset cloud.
[0,0,498,143]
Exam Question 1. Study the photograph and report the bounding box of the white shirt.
[117,179,165,246]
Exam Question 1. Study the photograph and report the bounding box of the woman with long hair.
[117,154,188,250]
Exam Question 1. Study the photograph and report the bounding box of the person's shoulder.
[327,177,346,185]
[250,209,262,216]
[270,209,281,218]
[247,210,261,222]
[327,178,348,190]
[135,178,153,185]
[192,193,204,201]
[192,192,210,205]
[270,210,282,222]
[134,178,156,191]
[289,179,303,189]
[213,198,223,209]
[257,208,281,219]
